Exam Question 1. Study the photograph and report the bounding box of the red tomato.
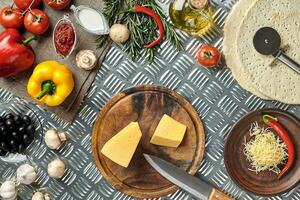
[0,6,24,29]
[14,0,41,10]
[24,9,50,35]
[44,0,71,10]
[197,44,221,68]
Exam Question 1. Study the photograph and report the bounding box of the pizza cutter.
[253,27,300,75]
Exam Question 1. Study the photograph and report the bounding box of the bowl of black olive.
[0,98,43,163]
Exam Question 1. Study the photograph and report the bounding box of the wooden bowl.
[92,85,205,198]
[224,109,300,196]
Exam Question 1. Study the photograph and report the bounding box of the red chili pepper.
[262,114,295,179]
[132,5,165,48]
[0,29,37,77]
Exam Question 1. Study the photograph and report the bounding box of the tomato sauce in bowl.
[53,16,76,58]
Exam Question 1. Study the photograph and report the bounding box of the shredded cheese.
[243,122,288,174]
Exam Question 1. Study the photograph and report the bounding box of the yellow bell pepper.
[27,61,74,107]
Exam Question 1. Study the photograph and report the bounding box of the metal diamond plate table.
[1,0,300,199]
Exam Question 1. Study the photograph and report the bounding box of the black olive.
[22,115,31,126]
[5,119,15,128]
[9,140,17,147]
[4,113,14,120]
[13,115,22,127]
[0,125,6,132]
[18,125,26,134]
[9,127,16,133]
[25,124,35,136]
[10,146,17,153]
[0,142,8,151]
[11,132,22,143]
[9,140,18,153]
[0,126,9,141]
[0,116,4,123]
[23,134,33,145]
[0,149,7,156]
[1,132,11,141]
[18,143,26,153]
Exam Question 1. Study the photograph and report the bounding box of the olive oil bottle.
[169,0,216,37]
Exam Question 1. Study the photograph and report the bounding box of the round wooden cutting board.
[92,85,205,198]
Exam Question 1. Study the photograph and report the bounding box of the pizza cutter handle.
[276,50,300,75]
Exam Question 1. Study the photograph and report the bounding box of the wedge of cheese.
[150,114,187,148]
[101,122,142,168]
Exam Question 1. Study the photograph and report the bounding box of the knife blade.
[144,154,233,200]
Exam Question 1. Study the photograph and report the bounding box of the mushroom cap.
[109,24,130,44]
[76,50,97,70]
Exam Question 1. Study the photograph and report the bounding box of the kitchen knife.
[144,154,233,200]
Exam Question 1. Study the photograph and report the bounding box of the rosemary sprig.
[96,0,123,48]
[97,0,183,63]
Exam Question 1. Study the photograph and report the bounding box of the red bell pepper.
[0,28,37,77]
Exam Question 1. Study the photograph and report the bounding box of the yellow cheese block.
[101,122,142,168]
[150,114,187,148]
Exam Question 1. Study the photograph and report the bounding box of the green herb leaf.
[96,0,183,63]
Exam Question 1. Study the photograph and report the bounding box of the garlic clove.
[76,50,97,70]
[32,192,44,200]
[45,129,60,150]
[16,164,37,185]
[48,159,66,179]
[45,129,67,150]
[32,191,51,200]
[0,180,17,200]
[44,193,51,200]
[58,132,67,142]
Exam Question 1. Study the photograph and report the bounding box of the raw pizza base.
[223,0,270,99]
[235,0,300,104]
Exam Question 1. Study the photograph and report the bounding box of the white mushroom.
[32,191,51,200]
[47,159,66,179]
[76,50,98,70]
[109,24,130,44]
[0,180,17,200]
[44,129,67,150]
[16,164,37,185]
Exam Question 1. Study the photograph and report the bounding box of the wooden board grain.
[225,109,300,196]
[92,85,205,198]
[0,0,111,122]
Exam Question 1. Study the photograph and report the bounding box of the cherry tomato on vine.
[197,44,221,68]
[24,9,50,35]
[14,0,41,10]
[44,0,71,10]
[0,6,24,29]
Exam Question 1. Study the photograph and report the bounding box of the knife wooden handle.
[208,188,234,200]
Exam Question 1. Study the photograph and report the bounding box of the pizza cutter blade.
[253,27,300,75]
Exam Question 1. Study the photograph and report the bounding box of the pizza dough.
[223,0,270,99]
[223,0,300,104]
[235,0,300,104]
